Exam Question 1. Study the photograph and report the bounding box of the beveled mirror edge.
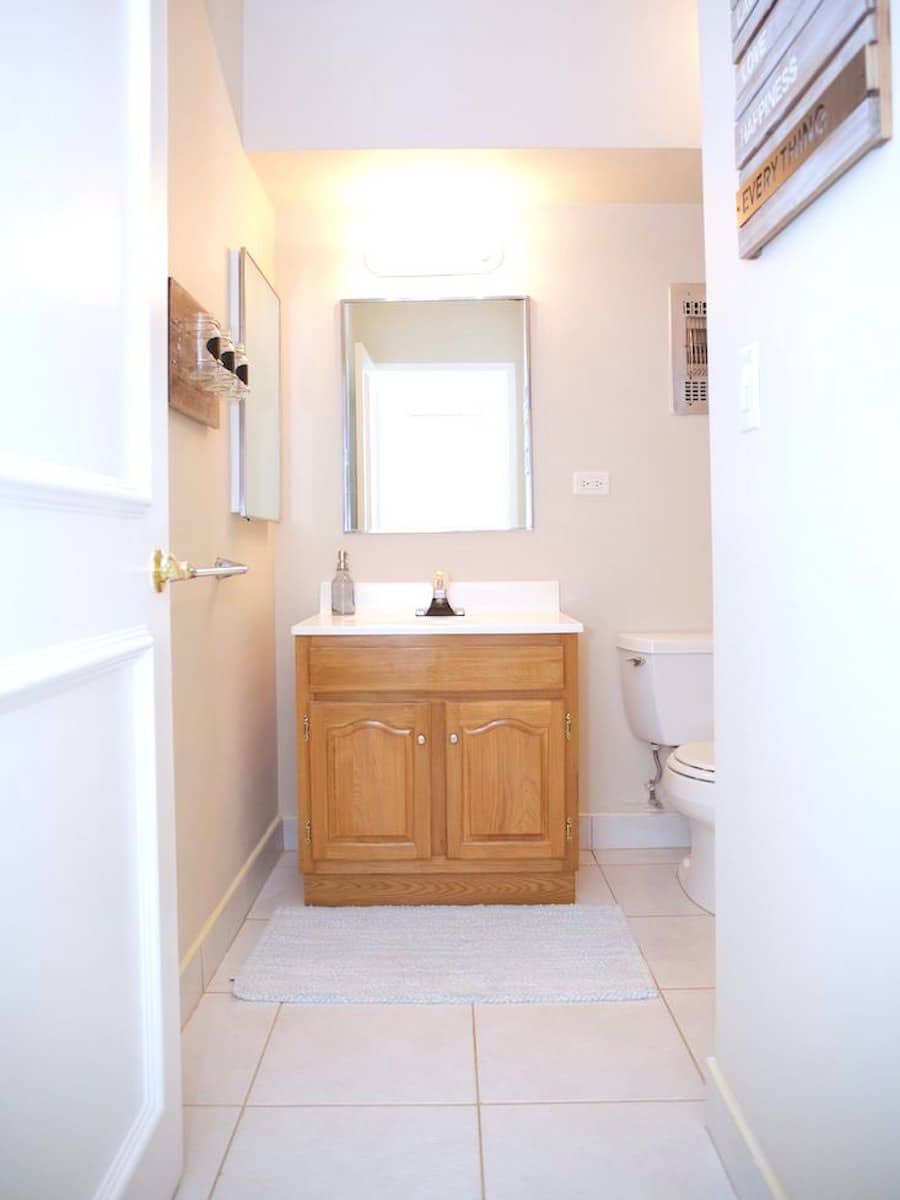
[340,296,534,535]
[239,247,282,523]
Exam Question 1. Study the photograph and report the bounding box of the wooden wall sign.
[733,0,892,258]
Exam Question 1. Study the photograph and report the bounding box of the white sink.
[291,580,584,636]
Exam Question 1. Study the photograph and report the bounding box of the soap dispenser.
[331,549,355,615]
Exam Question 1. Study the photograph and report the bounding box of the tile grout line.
[471,1005,487,1200]
[591,850,688,868]
[658,988,709,1084]
[597,857,709,1084]
[185,1097,705,1110]
[203,1001,282,1200]
[595,860,618,902]
[623,898,709,1086]
[594,856,707,919]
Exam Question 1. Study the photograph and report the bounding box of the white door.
[0,2,181,1198]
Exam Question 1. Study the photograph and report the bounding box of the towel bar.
[152,550,249,593]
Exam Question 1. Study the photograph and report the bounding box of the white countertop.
[291,580,584,637]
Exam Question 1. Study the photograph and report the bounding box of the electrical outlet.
[573,471,610,496]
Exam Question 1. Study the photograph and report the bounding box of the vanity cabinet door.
[309,701,431,862]
[445,700,566,861]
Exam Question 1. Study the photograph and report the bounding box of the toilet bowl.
[662,741,715,913]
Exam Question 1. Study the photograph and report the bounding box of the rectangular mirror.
[342,298,533,533]
[229,248,281,521]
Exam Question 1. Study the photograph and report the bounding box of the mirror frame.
[340,296,534,534]
[229,247,281,522]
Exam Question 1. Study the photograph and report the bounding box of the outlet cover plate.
[573,471,610,496]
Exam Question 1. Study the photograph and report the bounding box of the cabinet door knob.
[449,733,459,745]
[416,733,427,745]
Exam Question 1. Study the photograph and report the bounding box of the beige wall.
[273,193,712,819]
[168,0,278,959]
[699,2,900,1195]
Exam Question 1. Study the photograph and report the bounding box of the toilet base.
[676,821,715,914]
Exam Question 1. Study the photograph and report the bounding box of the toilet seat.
[667,741,715,783]
[662,741,715,826]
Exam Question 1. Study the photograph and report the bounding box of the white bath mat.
[232,904,657,1004]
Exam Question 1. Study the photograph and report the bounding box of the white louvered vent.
[670,284,709,415]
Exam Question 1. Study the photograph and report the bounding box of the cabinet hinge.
[565,712,573,741]
[303,713,310,742]
[565,816,574,843]
[304,818,312,845]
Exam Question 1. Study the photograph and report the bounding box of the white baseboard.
[282,815,298,850]
[585,810,690,849]
[706,1057,786,1200]
[179,815,284,1027]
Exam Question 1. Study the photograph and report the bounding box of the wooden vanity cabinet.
[295,634,579,905]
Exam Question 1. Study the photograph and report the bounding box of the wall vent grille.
[670,284,708,415]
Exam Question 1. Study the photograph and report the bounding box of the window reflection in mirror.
[342,299,533,533]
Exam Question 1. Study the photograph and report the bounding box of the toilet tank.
[617,632,713,747]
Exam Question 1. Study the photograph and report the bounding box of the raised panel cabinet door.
[445,700,566,861]
[309,702,431,862]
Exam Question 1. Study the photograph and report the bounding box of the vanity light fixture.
[363,214,504,278]
[364,243,504,278]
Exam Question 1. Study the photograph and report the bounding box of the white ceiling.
[241,0,701,152]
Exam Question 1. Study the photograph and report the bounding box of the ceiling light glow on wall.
[363,216,504,278]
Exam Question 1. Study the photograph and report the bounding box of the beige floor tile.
[594,846,689,865]
[206,920,268,993]
[213,1106,482,1200]
[174,1107,240,1200]
[629,916,716,989]
[250,1003,477,1105]
[575,865,616,904]
[182,994,278,1105]
[278,850,298,868]
[603,863,705,916]
[665,988,716,1078]
[481,1101,734,1199]
[475,1001,703,1103]
[248,866,305,918]
[579,849,594,865]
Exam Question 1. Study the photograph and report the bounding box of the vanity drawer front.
[308,637,566,694]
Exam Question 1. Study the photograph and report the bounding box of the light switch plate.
[573,471,610,496]
[739,343,761,432]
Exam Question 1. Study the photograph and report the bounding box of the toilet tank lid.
[617,631,713,654]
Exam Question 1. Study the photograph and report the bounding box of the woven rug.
[232,904,656,1004]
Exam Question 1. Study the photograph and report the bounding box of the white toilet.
[616,632,716,913]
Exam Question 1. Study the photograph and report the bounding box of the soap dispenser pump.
[331,549,355,615]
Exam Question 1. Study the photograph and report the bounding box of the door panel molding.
[0,626,155,707]
[0,452,151,513]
